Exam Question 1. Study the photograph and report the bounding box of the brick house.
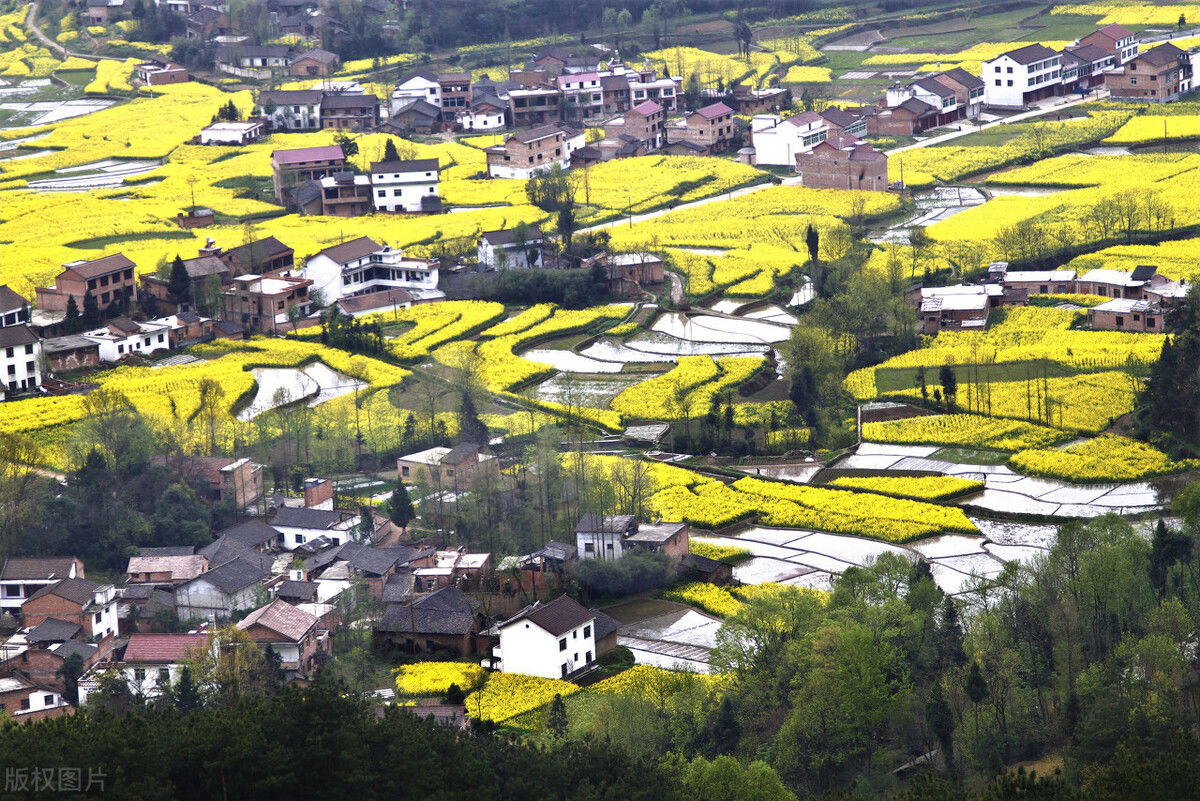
[21,578,118,641]
[221,273,312,334]
[485,126,569,179]
[374,586,483,656]
[160,454,265,508]
[1088,298,1165,332]
[271,145,346,204]
[508,85,563,127]
[125,554,208,587]
[138,251,231,314]
[0,674,69,722]
[574,514,690,561]
[665,102,735,153]
[396,443,500,488]
[36,253,136,313]
[41,336,100,372]
[289,49,340,77]
[797,140,888,191]
[319,93,380,131]
[1107,43,1191,102]
[0,557,85,618]
[216,236,295,276]
[135,61,189,86]
[1076,265,1160,299]
[1078,23,1139,65]
[867,97,938,136]
[437,72,472,120]
[604,100,665,151]
[237,599,329,679]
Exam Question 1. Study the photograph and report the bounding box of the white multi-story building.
[493,595,597,679]
[258,89,323,131]
[391,69,442,114]
[303,236,439,303]
[983,44,1063,107]
[78,317,174,362]
[0,325,42,401]
[369,157,440,213]
[750,112,829,167]
[558,71,604,120]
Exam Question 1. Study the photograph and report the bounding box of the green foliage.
[572,551,672,600]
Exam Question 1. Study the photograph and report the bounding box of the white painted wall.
[496,617,595,679]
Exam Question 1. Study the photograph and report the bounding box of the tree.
[683,72,702,109]
[56,652,85,707]
[150,482,211,549]
[939,365,958,410]
[925,680,955,769]
[168,254,191,307]
[805,224,819,265]
[525,162,576,213]
[965,660,990,734]
[64,295,80,332]
[547,693,568,739]
[383,137,401,162]
[616,8,632,28]
[388,479,415,529]
[333,130,358,159]
[189,625,271,698]
[457,391,489,445]
[82,290,100,328]
[171,665,203,711]
[445,682,465,705]
[557,203,577,251]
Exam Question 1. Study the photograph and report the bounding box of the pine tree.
[925,681,955,770]
[939,365,958,410]
[65,294,80,332]
[457,392,489,445]
[805,224,819,265]
[547,693,568,739]
[168,254,191,306]
[937,597,967,669]
[388,480,415,528]
[82,290,100,328]
[383,138,400,162]
[173,665,202,711]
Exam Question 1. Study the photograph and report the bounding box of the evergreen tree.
[56,652,85,707]
[388,480,415,529]
[925,681,954,769]
[65,294,80,332]
[383,137,400,162]
[168,254,191,307]
[172,665,202,711]
[82,290,100,328]
[805,223,819,265]
[939,365,958,410]
[444,682,465,705]
[457,392,489,445]
[936,596,967,669]
[547,693,568,739]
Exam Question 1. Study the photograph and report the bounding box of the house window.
[558,638,567,651]
[1148,317,1156,328]
[158,668,170,681]
[561,664,569,677]
[134,668,146,683]
[94,612,101,624]
[586,651,592,662]
[583,625,591,638]
[296,534,305,544]
[2,586,20,597]
[1115,316,1124,327]
[20,698,29,710]
[44,694,55,706]
[583,542,594,553]
[572,630,577,639]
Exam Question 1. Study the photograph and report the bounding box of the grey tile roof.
[500,594,594,637]
[217,520,280,548]
[191,556,268,594]
[26,617,82,643]
[272,506,347,530]
[378,586,479,635]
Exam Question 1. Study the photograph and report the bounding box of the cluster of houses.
[269,144,443,217]
[914,262,1189,334]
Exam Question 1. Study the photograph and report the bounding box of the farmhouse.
[493,594,597,679]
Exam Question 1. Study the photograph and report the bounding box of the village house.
[998,268,1078,297]
[374,585,483,656]
[221,273,312,334]
[288,48,340,77]
[1078,23,1139,65]
[95,632,210,701]
[477,226,546,269]
[259,89,324,131]
[915,284,1002,334]
[0,638,99,701]
[387,97,442,134]
[818,106,871,138]
[437,72,472,121]
[867,97,939,136]
[603,252,666,297]
[320,92,380,131]
[175,556,270,620]
[75,316,173,361]
[369,158,441,213]
[161,455,265,509]
[558,72,604,121]
[302,236,440,304]
[574,514,690,561]
[139,248,232,314]
[21,578,119,642]
[36,253,136,313]
[508,84,564,127]
[983,44,1063,107]
[125,554,208,588]
[396,443,500,489]
[271,144,346,203]
[0,324,42,401]
[1075,265,1161,299]
[271,506,361,551]
[603,100,665,152]
[41,336,99,373]
[514,541,578,592]
[213,520,281,553]
[0,675,69,722]
[665,102,736,154]
[85,0,124,25]
[797,140,888,192]
[237,599,329,679]
[334,287,415,317]
[485,125,571,179]
[1107,43,1192,102]
[216,44,292,79]
[1088,297,1165,331]
[135,61,189,86]
[217,236,296,276]
[1060,45,1116,94]
[0,285,28,328]
[930,69,986,118]
[412,548,492,593]
[307,171,373,217]
[492,594,597,679]
[0,558,85,618]
[198,120,266,146]
[458,91,507,131]
[749,112,829,166]
[185,6,229,39]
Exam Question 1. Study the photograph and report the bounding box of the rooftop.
[501,594,595,637]
[238,599,318,642]
[123,632,210,663]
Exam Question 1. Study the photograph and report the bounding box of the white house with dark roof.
[271,506,361,550]
[493,594,597,678]
[477,226,546,269]
[175,557,270,620]
[368,158,440,213]
[0,557,84,617]
[0,324,43,401]
[750,112,829,166]
[983,43,1063,107]
[302,236,440,303]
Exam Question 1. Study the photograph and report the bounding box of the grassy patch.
[931,446,1014,466]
